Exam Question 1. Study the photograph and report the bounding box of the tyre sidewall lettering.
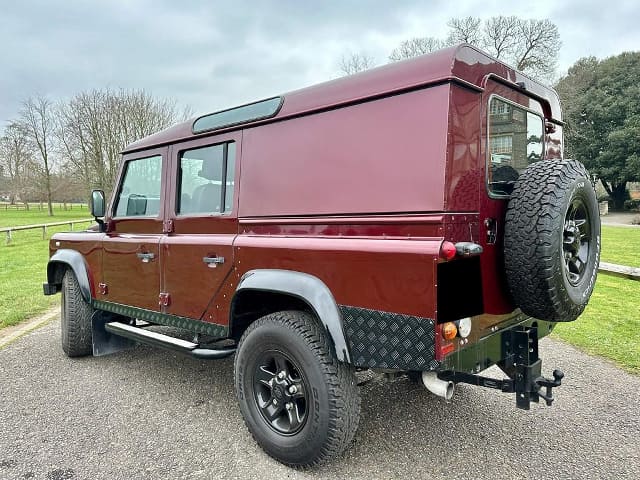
[560,178,600,306]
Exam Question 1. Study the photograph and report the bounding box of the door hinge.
[484,218,497,245]
[158,292,171,307]
[163,219,174,234]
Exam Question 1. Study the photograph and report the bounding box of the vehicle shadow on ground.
[99,342,561,475]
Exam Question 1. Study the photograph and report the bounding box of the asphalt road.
[1,318,638,480]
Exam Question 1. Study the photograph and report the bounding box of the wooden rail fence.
[1,219,94,244]
[598,262,640,281]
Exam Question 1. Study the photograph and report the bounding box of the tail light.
[439,241,457,261]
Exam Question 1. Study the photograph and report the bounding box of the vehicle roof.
[124,44,561,154]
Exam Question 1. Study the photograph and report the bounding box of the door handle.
[203,256,225,266]
[136,252,155,263]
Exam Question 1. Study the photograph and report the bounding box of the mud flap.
[91,310,136,356]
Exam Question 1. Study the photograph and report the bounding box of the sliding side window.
[177,142,236,215]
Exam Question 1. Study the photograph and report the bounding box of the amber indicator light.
[442,322,458,340]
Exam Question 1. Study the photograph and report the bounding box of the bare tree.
[58,88,189,198]
[482,16,521,59]
[340,52,375,75]
[386,16,561,82]
[18,96,56,215]
[388,37,446,62]
[446,17,482,45]
[0,122,35,208]
[514,19,560,79]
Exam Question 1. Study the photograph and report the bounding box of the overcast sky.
[2,0,639,124]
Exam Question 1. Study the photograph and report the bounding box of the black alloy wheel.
[563,198,592,286]
[234,310,360,467]
[253,350,308,435]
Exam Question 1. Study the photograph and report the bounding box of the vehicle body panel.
[46,44,566,373]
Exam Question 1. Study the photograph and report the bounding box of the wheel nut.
[272,398,277,405]
[278,371,286,379]
[285,402,293,410]
[288,385,297,394]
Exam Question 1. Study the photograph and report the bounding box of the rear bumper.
[438,318,562,410]
[440,316,555,373]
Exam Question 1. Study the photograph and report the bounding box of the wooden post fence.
[0,219,95,245]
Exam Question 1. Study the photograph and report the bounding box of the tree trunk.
[610,182,627,211]
[601,180,627,211]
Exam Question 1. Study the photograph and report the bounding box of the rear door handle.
[136,252,155,263]
[203,256,225,266]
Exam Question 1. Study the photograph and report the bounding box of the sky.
[1,0,639,124]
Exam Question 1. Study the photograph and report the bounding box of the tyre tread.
[61,269,93,357]
[234,310,360,468]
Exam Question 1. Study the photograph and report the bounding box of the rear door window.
[487,97,544,196]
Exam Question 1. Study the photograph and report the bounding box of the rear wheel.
[504,160,601,321]
[234,311,360,467]
[61,270,94,357]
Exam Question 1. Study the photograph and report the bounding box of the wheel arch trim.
[230,269,351,363]
[47,249,93,303]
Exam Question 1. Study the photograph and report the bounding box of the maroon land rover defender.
[44,44,600,467]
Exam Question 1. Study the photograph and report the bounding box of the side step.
[104,322,236,360]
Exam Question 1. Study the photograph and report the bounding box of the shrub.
[624,199,640,211]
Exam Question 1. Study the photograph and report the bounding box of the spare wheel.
[504,160,601,322]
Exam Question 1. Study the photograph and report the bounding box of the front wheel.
[234,311,360,467]
[61,269,94,357]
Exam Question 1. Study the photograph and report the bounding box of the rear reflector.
[439,342,455,356]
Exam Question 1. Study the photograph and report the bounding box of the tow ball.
[535,369,564,406]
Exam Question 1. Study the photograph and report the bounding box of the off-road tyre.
[504,160,601,322]
[61,269,94,357]
[234,310,360,468]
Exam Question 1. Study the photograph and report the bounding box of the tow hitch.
[438,325,564,410]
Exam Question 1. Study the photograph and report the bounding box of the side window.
[114,155,162,217]
[487,98,544,196]
[177,142,236,215]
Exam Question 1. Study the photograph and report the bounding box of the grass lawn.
[548,225,640,374]
[0,203,90,227]
[552,274,640,374]
[597,225,640,267]
[0,205,94,328]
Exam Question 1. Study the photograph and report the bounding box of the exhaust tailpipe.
[422,371,455,401]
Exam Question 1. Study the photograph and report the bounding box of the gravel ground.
[1,318,639,480]
[601,211,639,226]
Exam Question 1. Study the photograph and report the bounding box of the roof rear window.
[487,97,544,197]
[193,97,283,134]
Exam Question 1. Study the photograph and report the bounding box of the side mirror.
[90,190,106,217]
[90,190,106,232]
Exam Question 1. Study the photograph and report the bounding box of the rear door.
[159,133,240,323]
[479,79,546,314]
[100,148,167,312]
